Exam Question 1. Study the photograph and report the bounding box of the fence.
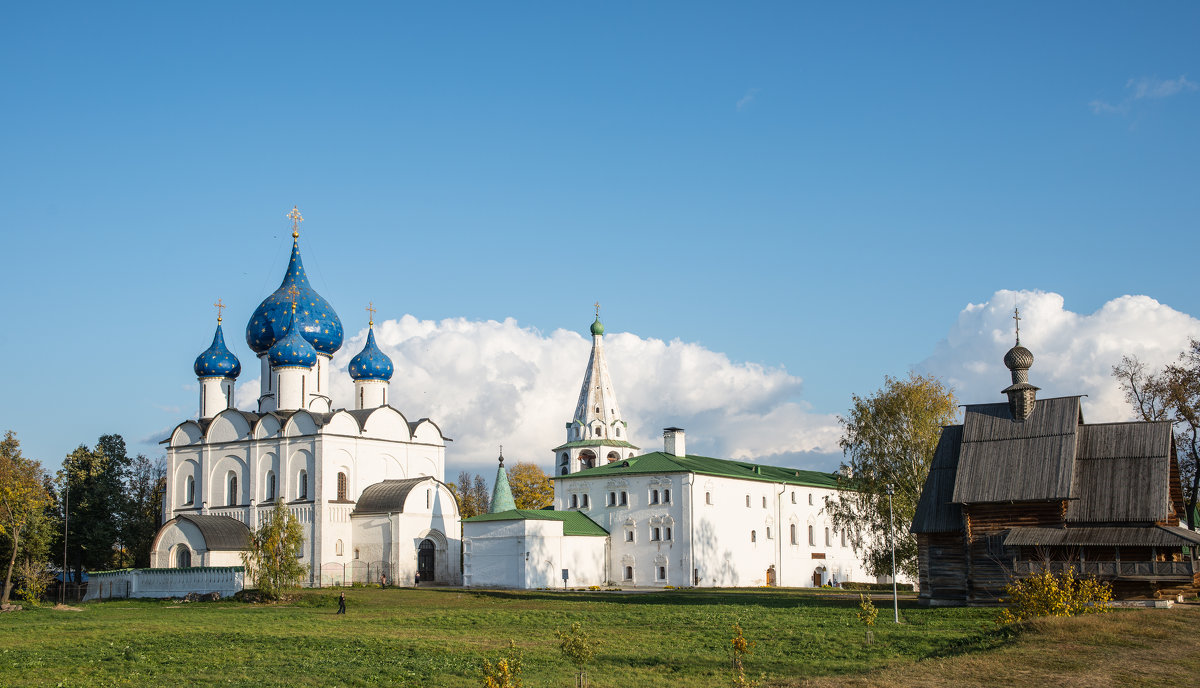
[1012,560,1195,580]
[316,561,391,587]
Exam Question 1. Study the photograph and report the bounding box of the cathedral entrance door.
[417,539,435,583]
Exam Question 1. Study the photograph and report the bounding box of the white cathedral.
[148,210,872,592]
[150,210,461,586]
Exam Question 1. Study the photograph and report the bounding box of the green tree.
[1112,342,1200,530]
[555,621,600,687]
[59,435,131,578]
[0,431,50,605]
[120,454,166,568]
[826,373,958,580]
[242,500,308,600]
[508,463,553,510]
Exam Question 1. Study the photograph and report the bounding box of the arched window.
[616,427,621,437]
[581,494,590,508]
[767,527,772,539]
[657,566,666,581]
[266,471,276,501]
[354,548,360,560]
[176,545,192,568]
[705,492,712,505]
[623,566,633,581]
[665,527,672,540]
[337,472,348,501]
[227,472,238,506]
[841,530,848,547]
[745,495,750,508]
[360,388,364,407]
[185,475,195,505]
[650,490,659,504]
[561,467,568,476]
[790,524,797,545]
[335,539,344,557]
[570,495,579,508]
[663,489,671,503]
[620,491,628,506]
[299,470,309,500]
[808,525,815,546]
[751,530,757,543]
[791,492,796,504]
[652,527,661,541]
[808,493,813,505]
[825,527,831,547]
[762,496,767,508]
[608,491,616,506]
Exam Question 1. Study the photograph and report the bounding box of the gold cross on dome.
[366,301,377,327]
[214,298,226,324]
[594,301,600,318]
[1013,307,1022,345]
[287,205,304,239]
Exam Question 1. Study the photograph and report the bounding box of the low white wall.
[83,567,244,601]
[463,519,607,588]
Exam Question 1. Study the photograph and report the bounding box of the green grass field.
[1,588,1194,687]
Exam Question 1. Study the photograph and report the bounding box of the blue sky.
[2,3,1199,473]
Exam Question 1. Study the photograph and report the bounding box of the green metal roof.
[490,461,516,513]
[462,509,609,536]
[552,451,841,489]
[550,439,640,452]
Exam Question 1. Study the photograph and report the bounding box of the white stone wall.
[463,519,607,588]
[83,567,244,600]
[554,471,873,588]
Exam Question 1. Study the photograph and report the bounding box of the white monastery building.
[463,313,872,589]
[150,209,461,586]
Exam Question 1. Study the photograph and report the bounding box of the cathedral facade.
[150,210,461,586]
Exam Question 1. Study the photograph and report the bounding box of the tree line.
[0,431,165,606]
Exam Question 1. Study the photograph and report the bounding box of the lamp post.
[886,483,898,624]
[61,468,70,604]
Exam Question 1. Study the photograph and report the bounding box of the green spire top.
[489,448,516,513]
[590,301,604,336]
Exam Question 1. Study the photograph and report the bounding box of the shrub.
[555,621,600,687]
[856,594,878,628]
[997,566,1112,624]
[481,640,523,688]
[840,582,914,592]
[730,622,758,688]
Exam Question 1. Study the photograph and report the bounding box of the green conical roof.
[490,453,516,513]
[590,317,604,336]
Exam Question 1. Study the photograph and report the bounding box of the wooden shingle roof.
[911,424,964,534]
[1066,421,1174,523]
[951,396,1082,504]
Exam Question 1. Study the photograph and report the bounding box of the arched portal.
[417,539,435,583]
[176,545,192,568]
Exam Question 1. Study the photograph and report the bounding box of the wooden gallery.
[912,320,1200,604]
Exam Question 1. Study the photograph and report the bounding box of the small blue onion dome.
[194,323,241,378]
[349,328,394,381]
[590,317,604,336]
[246,239,344,355]
[268,308,318,369]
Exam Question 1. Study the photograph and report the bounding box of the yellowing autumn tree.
[0,431,49,606]
[508,462,553,510]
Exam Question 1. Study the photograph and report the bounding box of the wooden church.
[911,312,1200,605]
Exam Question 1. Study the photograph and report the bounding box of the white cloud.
[737,88,759,111]
[1090,75,1197,115]
[237,315,843,472]
[917,290,1200,423]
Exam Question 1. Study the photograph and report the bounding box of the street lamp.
[61,468,70,604]
[886,483,898,624]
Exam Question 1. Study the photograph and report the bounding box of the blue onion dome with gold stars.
[246,239,344,356]
[268,307,318,369]
[194,323,241,379]
[349,327,394,381]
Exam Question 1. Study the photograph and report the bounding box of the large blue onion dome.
[194,323,241,378]
[246,239,344,355]
[268,307,318,369]
[349,327,394,381]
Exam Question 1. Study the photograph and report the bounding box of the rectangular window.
[762,496,767,508]
[767,527,772,540]
[706,492,712,505]
[650,490,659,504]
[751,530,757,543]
[624,566,633,581]
[841,530,847,547]
[745,495,750,507]
[625,530,634,542]
[657,566,666,581]
[652,527,661,541]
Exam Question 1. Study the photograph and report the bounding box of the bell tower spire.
[551,305,638,475]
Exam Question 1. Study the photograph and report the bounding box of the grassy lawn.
[0,587,1193,687]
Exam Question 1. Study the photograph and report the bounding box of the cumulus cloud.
[1090,75,1198,115]
[237,315,843,472]
[917,290,1200,423]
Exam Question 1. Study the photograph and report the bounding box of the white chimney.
[663,427,686,457]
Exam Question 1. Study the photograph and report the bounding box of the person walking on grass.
[337,591,346,615]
